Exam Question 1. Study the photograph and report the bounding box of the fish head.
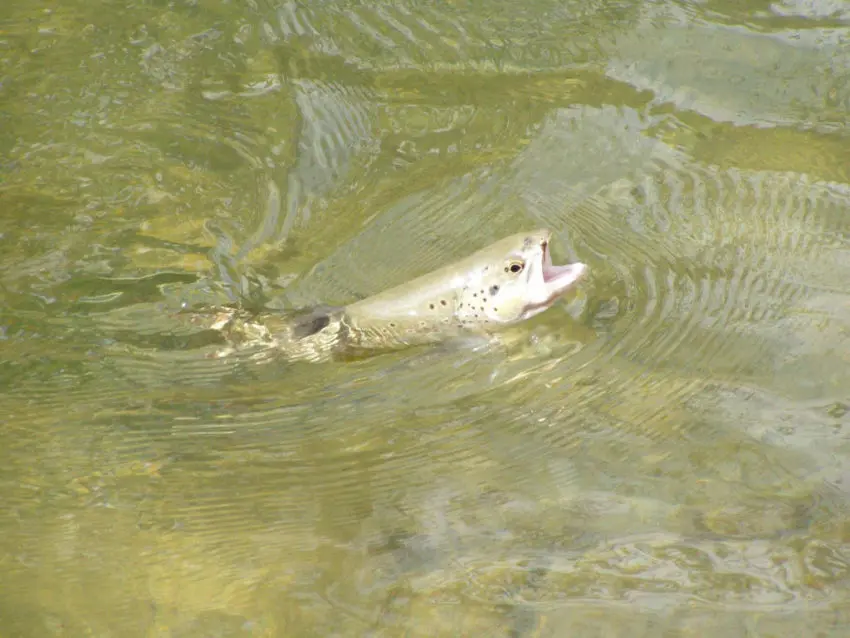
[456,229,587,325]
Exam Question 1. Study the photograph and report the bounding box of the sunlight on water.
[2,0,850,635]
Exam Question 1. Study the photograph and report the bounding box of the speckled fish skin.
[211,229,587,362]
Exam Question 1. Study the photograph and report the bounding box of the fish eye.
[505,260,524,274]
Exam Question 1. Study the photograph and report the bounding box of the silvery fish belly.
[208,229,587,362]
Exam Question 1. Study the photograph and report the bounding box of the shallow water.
[2,0,850,635]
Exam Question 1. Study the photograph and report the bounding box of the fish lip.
[540,240,587,286]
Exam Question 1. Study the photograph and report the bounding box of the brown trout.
[209,229,587,362]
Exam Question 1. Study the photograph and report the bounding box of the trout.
[209,229,587,362]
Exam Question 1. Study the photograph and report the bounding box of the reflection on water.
[2,0,850,635]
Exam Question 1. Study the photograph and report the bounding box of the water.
[2,0,850,635]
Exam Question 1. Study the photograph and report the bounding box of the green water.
[2,0,850,635]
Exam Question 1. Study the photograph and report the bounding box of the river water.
[2,0,850,635]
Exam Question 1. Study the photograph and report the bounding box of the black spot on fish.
[489,285,499,296]
[429,303,435,310]
[523,236,533,249]
[390,322,397,328]
[440,300,447,306]
[473,293,477,298]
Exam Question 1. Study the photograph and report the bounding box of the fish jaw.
[522,239,587,316]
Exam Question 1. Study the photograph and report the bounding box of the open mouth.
[540,241,587,286]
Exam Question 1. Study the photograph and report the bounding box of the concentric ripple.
[4,0,850,634]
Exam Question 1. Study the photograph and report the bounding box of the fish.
[207,229,587,362]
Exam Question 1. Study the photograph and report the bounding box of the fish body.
[210,229,587,362]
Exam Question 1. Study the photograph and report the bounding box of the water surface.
[2,0,850,635]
